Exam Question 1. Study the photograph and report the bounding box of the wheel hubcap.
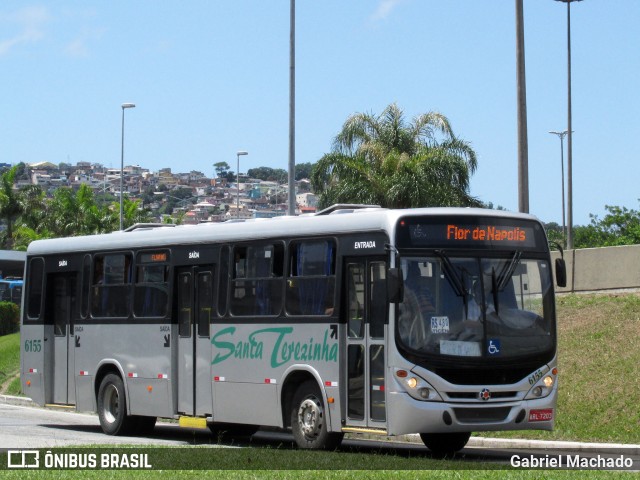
[103,384,120,424]
[298,397,323,438]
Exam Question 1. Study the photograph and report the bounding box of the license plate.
[529,408,553,422]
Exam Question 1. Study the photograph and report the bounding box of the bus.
[20,206,566,454]
[0,277,23,305]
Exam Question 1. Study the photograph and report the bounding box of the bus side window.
[92,253,132,318]
[26,258,45,320]
[218,246,230,317]
[80,255,91,318]
[134,263,169,318]
[231,244,284,316]
[286,240,336,316]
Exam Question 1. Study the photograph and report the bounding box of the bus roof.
[26,207,542,256]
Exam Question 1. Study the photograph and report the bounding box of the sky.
[1,1,638,226]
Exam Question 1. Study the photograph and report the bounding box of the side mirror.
[387,267,404,303]
[555,258,567,288]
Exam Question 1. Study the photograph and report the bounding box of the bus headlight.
[525,372,557,400]
[395,370,442,402]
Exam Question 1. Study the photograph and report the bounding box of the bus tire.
[97,373,133,435]
[291,380,343,450]
[419,432,471,456]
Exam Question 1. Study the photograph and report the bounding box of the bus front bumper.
[386,389,557,436]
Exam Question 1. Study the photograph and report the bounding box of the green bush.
[0,302,20,336]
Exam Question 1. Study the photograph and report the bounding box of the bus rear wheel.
[97,373,134,435]
[420,432,471,456]
[291,380,343,450]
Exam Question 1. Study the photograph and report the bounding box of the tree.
[0,167,23,249]
[574,202,640,248]
[43,185,112,237]
[311,103,480,209]
[295,162,314,180]
[247,167,287,183]
[213,162,235,182]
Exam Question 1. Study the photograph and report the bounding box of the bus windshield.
[397,254,554,359]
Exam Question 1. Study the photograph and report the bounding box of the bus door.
[176,266,215,416]
[46,272,77,405]
[344,258,387,428]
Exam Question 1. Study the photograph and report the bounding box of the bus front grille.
[452,407,512,423]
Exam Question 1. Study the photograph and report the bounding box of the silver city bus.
[20,205,566,454]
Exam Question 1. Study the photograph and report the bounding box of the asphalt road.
[1,402,638,470]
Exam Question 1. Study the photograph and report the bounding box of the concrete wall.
[551,244,640,293]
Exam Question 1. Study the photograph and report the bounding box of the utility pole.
[515,0,529,213]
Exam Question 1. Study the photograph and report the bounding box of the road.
[1,403,638,470]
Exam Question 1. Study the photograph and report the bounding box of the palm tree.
[0,166,25,249]
[312,103,480,209]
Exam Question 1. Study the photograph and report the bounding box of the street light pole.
[515,0,529,214]
[549,130,569,241]
[554,0,582,250]
[236,151,248,219]
[288,0,296,216]
[120,103,135,231]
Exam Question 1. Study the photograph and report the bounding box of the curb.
[0,394,37,407]
[3,394,639,454]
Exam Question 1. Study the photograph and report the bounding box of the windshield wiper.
[496,250,522,292]
[434,250,465,298]
[491,266,500,315]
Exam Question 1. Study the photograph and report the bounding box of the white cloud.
[64,27,106,58]
[0,6,49,56]
[370,0,405,22]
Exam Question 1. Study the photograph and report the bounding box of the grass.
[0,332,20,395]
[481,292,640,444]
[1,471,637,479]
[0,446,637,478]
[2,298,639,479]
[0,292,638,468]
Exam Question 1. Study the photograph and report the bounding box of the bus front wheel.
[420,432,471,456]
[97,373,134,435]
[291,380,343,450]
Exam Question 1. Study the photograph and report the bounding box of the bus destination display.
[398,218,541,249]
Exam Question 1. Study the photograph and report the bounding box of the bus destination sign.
[397,217,542,249]
[445,224,527,243]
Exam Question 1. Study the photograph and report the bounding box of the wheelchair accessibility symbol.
[487,339,501,356]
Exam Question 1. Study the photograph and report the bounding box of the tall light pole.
[120,103,135,231]
[287,0,297,217]
[555,0,582,250]
[549,130,569,241]
[236,151,248,218]
[515,0,529,213]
